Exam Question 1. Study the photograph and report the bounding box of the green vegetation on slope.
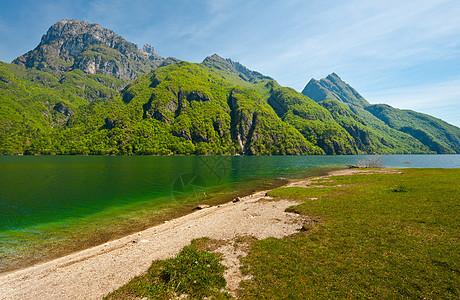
[366,104,460,153]
[266,83,358,154]
[135,62,320,155]
[240,168,460,298]
[1,52,458,155]
[318,99,433,154]
[302,73,459,153]
[0,62,86,154]
[1,61,322,155]
[204,56,440,154]
[202,56,361,154]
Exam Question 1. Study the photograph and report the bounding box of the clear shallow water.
[0,154,459,273]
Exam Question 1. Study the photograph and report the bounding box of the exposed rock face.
[227,90,258,154]
[13,19,167,81]
[52,102,71,116]
[302,73,369,107]
[143,86,213,125]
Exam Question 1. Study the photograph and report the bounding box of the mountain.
[129,62,321,155]
[13,19,169,82]
[365,104,460,153]
[302,73,369,108]
[2,62,321,155]
[202,54,273,83]
[1,19,458,155]
[0,62,87,153]
[203,56,436,154]
[303,74,460,154]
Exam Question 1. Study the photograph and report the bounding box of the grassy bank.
[106,168,459,299]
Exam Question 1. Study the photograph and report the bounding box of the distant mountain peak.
[302,73,369,107]
[208,53,224,60]
[202,54,272,82]
[202,54,233,66]
[327,72,341,80]
[13,19,166,81]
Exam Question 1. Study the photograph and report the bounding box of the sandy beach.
[0,169,366,300]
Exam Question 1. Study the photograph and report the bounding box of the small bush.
[392,185,408,193]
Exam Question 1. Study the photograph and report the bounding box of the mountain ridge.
[1,19,458,155]
[303,73,460,153]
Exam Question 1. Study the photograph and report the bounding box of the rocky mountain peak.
[202,54,272,82]
[39,19,115,48]
[141,44,155,55]
[13,19,166,81]
[302,73,369,108]
[326,72,341,81]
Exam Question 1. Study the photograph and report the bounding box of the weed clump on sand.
[161,246,226,297]
[104,240,229,299]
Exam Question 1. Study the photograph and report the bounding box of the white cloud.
[250,0,460,90]
[367,78,460,109]
[206,0,232,14]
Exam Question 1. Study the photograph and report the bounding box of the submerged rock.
[195,204,211,210]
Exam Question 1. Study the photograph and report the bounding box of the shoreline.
[0,165,334,275]
[0,168,374,300]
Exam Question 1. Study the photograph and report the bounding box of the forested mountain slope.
[303,74,459,153]
[1,19,458,155]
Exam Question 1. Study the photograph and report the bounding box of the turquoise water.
[1,154,459,273]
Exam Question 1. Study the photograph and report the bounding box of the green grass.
[104,238,230,299]
[104,169,459,299]
[239,169,460,299]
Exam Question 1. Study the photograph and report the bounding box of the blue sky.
[0,0,459,126]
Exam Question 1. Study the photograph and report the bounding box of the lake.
[1,154,459,273]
